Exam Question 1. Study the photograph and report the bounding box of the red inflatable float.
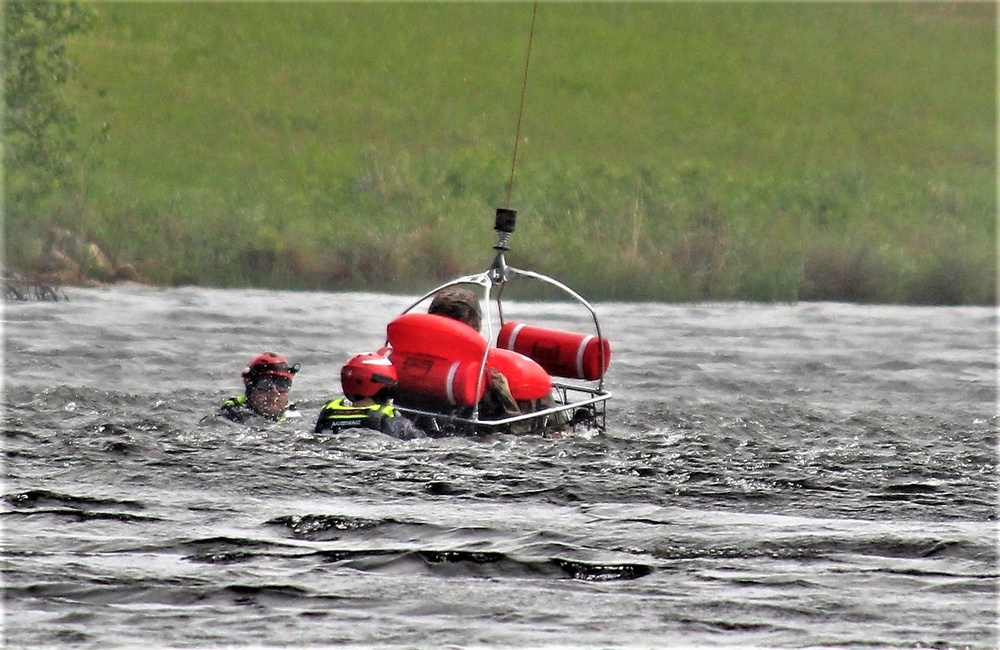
[386,312,552,405]
[497,321,611,381]
[486,348,552,401]
[387,313,486,360]
[388,350,486,407]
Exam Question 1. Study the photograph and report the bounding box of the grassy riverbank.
[9,2,996,303]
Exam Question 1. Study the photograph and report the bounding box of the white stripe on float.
[576,335,594,378]
[445,360,461,405]
[507,322,527,349]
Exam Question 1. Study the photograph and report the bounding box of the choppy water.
[3,285,997,649]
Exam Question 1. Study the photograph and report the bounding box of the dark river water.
[2,285,997,649]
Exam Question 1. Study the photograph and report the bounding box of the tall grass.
[9,2,995,303]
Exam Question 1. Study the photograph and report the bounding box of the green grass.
[9,2,996,303]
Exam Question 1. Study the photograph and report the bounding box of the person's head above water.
[241,351,300,416]
[428,287,482,332]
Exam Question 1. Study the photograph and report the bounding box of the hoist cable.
[504,1,539,209]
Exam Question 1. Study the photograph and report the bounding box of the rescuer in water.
[314,353,426,440]
[220,352,302,423]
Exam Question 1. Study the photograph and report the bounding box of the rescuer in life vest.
[315,353,426,440]
[220,352,302,423]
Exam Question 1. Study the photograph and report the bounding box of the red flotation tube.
[387,313,488,407]
[387,313,487,360]
[487,348,552,401]
[497,321,611,381]
[388,350,486,407]
[386,312,552,404]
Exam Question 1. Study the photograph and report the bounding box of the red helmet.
[341,353,397,398]
[242,352,300,384]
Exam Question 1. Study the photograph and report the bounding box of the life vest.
[316,397,395,432]
[220,395,299,422]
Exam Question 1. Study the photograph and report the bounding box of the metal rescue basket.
[385,208,612,436]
